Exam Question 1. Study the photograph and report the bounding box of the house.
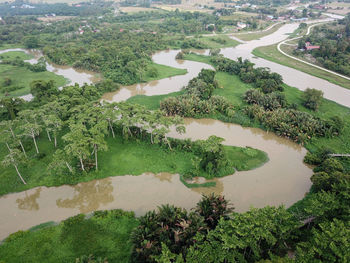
[237,22,247,29]
[305,42,320,51]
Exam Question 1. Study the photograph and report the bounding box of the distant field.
[119,7,159,13]
[326,2,350,15]
[37,16,75,22]
[0,0,88,3]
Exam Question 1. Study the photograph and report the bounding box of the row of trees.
[160,68,235,118]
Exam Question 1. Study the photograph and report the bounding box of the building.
[305,42,320,51]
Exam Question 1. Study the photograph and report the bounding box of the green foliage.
[0,209,138,263]
[296,219,350,262]
[195,194,233,229]
[302,88,323,111]
[30,80,59,102]
[131,204,206,262]
[24,36,39,49]
[186,206,300,263]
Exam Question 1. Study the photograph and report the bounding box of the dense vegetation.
[297,14,350,77]
[0,1,112,17]
[0,4,349,263]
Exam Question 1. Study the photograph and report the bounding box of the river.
[0,118,312,240]
[1,17,348,239]
[0,48,98,101]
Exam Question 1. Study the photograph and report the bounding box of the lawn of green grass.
[0,44,24,50]
[0,210,139,263]
[0,51,33,60]
[197,35,240,49]
[143,62,187,82]
[252,44,350,90]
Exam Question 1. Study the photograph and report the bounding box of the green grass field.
[0,51,68,98]
[0,210,139,263]
[0,51,33,60]
[252,44,350,90]
[143,62,187,82]
[197,35,240,49]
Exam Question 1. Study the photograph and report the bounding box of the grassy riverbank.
[232,23,284,41]
[0,51,68,98]
[252,44,350,90]
[143,62,187,82]
[0,210,139,262]
[129,53,350,161]
[0,128,268,196]
[197,35,240,48]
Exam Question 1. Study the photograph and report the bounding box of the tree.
[0,97,24,120]
[0,120,27,157]
[131,205,206,262]
[186,206,300,262]
[39,111,63,147]
[102,103,118,138]
[296,219,350,262]
[2,149,27,184]
[198,135,229,176]
[48,149,74,174]
[24,36,39,49]
[3,77,12,86]
[209,48,220,57]
[302,8,308,18]
[30,80,58,102]
[89,121,108,171]
[195,194,233,229]
[18,109,42,154]
[63,123,90,171]
[302,88,323,111]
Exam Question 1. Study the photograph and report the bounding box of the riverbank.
[0,51,68,97]
[0,210,138,263]
[130,53,350,160]
[251,21,350,90]
[252,44,350,90]
[0,128,268,196]
[232,23,285,41]
[0,49,189,98]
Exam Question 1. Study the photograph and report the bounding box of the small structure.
[305,42,320,51]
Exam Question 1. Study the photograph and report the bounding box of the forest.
[0,1,112,17]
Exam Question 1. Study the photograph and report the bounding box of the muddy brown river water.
[0,118,312,240]
[2,18,348,239]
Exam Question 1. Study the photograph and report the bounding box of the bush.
[195,194,233,229]
[131,205,206,262]
[302,88,323,111]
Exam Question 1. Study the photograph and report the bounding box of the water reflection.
[153,172,173,183]
[56,178,114,213]
[16,188,41,211]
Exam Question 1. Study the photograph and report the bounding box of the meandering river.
[2,17,349,240]
[0,118,312,240]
